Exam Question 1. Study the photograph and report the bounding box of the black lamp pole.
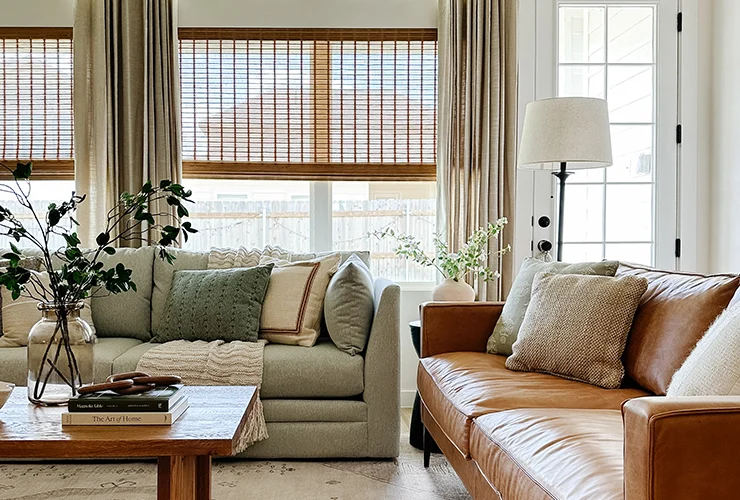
[552,162,573,261]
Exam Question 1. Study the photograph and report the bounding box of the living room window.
[0,28,75,248]
[178,28,438,281]
[555,1,678,267]
[0,28,74,180]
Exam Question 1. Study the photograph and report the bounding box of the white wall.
[178,0,436,28]
[709,0,740,273]
[0,0,73,25]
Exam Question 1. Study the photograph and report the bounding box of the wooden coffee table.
[0,385,256,500]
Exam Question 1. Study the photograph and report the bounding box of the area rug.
[0,434,470,499]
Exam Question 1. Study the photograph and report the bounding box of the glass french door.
[537,0,679,268]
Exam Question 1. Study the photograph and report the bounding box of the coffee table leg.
[158,455,212,500]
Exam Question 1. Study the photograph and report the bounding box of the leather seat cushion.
[418,352,648,458]
[617,263,740,395]
[471,409,624,500]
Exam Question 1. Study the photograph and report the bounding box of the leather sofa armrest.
[420,301,504,358]
[622,396,740,500]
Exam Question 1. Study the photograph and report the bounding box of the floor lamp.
[518,97,613,261]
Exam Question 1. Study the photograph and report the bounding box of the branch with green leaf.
[0,161,197,398]
[374,218,510,282]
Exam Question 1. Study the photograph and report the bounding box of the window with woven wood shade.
[0,28,74,180]
[179,28,438,181]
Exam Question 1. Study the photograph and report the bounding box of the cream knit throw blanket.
[137,339,268,452]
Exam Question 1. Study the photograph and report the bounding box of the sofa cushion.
[154,266,273,343]
[18,247,155,341]
[91,247,155,340]
[418,352,648,458]
[152,248,208,334]
[0,337,142,386]
[617,263,740,395]
[487,257,619,356]
[112,338,364,398]
[506,272,647,389]
[470,409,624,500]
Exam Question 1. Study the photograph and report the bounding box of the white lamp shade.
[518,97,613,170]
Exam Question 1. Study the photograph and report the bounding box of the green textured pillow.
[487,257,619,356]
[153,265,274,343]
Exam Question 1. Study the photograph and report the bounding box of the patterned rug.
[0,434,470,499]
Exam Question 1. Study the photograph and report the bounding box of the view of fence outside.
[5,198,437,283]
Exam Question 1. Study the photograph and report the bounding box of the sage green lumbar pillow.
[324,254,374,355]
[153,265,273,343]
[487,257,619,356]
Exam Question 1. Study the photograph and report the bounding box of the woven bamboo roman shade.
[178,28,438,181]
[0,28,74,180]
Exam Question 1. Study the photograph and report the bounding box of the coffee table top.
[0,386,257,458]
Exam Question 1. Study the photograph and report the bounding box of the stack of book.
[62,385,189,426]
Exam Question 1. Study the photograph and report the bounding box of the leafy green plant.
[0,161,196,399]
[374,218,509,282]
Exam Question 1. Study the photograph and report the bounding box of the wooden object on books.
[0,385,257,500]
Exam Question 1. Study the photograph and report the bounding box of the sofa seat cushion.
[262,339,364,398]
[112,338,364,399]
[418,352,648,458]
[0,337,142,386]
[471,409,624,500]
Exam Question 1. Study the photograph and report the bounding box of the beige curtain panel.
[437,0,517,300]
[74,0,182,247]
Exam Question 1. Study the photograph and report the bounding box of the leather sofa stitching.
[420,396,471,460]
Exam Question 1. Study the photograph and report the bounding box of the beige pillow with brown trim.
[258,253,340,347]
[505,272,647,389]
[0,270,95,348]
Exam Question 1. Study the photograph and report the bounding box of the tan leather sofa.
[418,264,740,499]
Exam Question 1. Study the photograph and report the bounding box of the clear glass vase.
[27,302,95,406]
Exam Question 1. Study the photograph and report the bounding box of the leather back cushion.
[617,263,740,395]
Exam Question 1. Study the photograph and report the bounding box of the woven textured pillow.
[487,257,619,356]
[258,253,341,347]
[153,265,274,343]
[506,272,648,388]
[668,304,740,396]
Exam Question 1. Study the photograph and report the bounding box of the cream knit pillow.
[506,272,647,388]
[667,304,740,396]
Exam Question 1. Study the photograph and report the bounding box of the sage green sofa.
[0,247,401,459]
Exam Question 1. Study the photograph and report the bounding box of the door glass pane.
[607,125,653,182]
[559,7,606,63]
[558,1,659,266]
[607,66,653,123]
[562,243,603,263]
[563,185,603,242]
[559,66,605,98]
[605,184,652,242]
[605,243,652,265]
[608,7,654,63]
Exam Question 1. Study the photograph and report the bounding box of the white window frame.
[516,0,699,271]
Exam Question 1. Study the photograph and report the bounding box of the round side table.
[409,320,440,452]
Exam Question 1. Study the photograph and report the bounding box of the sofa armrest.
[363,278,401,457]
[420,301,504,357]
[623,396,740,500]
